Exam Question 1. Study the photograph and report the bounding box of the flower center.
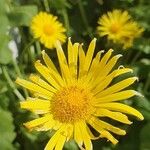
[110,23,120,33]
[43,24,55,36]
[51,86,94,123]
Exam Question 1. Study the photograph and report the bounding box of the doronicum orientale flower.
[16,38,144,150]
[97,9,144,49]
[31,12,66,49]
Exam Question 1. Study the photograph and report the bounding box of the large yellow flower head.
[97,9,144,49]
[16,38,143,150]
[31,12,66,49]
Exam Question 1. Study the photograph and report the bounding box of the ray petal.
[88,118,118,145]
[95,102,144,120]
[79,122,93,150]
[16,78,53,98]
[90,67,133,91]
[96,77,138,97]
[100,54,122,77]
[89,116,126,135]
[83,38,96,73]
[94,108,132,124]
[42,50,58,73]
[68,43,79,80]
[55,134,66,150]
[20,98,50,114]
[95,90,139,103]
[78,44,86,79]
[24,114,52,130]
[74,122,83,147]
[55,41,72,84]
[35,61,65,88]
[44,125,66,150]
[29,74,57,93]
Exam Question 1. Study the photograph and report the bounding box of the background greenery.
[0,0,150,149]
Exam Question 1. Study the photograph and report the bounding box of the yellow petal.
[24,114,51,130]
[100,130,118,145]
[79,122,93,150]
[98,49,113,70]
[37,118,56,131]
[88,118,118,145]
[89,116,126,135]
[90,67,133,91]
[68,43,79,79]
[95,90,139,103]
[95,102,144,120]
[55,134,66,150]
[29,74,57,93]
[97,77,138,97]
[94,108,132,124]
[86,125,100,140]
[83,38,96,72]
[114,68,133,77]
[92,69,116,93]
[85,50,104,84]
[44,125,66,150]
[74,122,83,146]
[78,44,85,79]
[42,50,58,73]
[16,78,53,98]
[20,98,50,114]
[55,41,72,84]
[35,61,64,88]
[100,54,122,77]
[87,49,114,87]
[68,37,73,65]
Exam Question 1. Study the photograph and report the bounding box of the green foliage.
[0,109,16,150]
[8,5,38,26]
[0,0,150,150]
[0,36,12,64]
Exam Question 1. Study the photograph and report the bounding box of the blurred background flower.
[31,12,66,49]
[97,9,144,49]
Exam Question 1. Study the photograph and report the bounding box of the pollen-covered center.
[51,86,93,123]
[110,23,121,33]
[43,24,55,36]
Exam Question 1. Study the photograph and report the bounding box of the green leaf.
[0,35,12,64]
[140,123,150,150]
[0,109,16,150]
[0,14,9,34]
[64,139,79,150]
[8,5,38,26]
[0,0,9,14]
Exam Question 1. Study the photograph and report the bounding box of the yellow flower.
[31,12,66,49]
[16,38,143,150]
[97,9,144,49]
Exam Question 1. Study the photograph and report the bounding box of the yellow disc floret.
[51,86,94,123]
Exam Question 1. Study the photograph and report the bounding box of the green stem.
[144,73,150,93]
[44,0,50,12]
[78,0,93,38]
[131,51,142,65]
[2,66,25,101]
[12,58,22,77]
[35,41,41,56]
[19,39,37,62]
[12,58,29,97]
[61,8,70,36]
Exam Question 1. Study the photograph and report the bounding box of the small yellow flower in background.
[16,38,143,150]
[31,12,66,49]
[97,9,144,49]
